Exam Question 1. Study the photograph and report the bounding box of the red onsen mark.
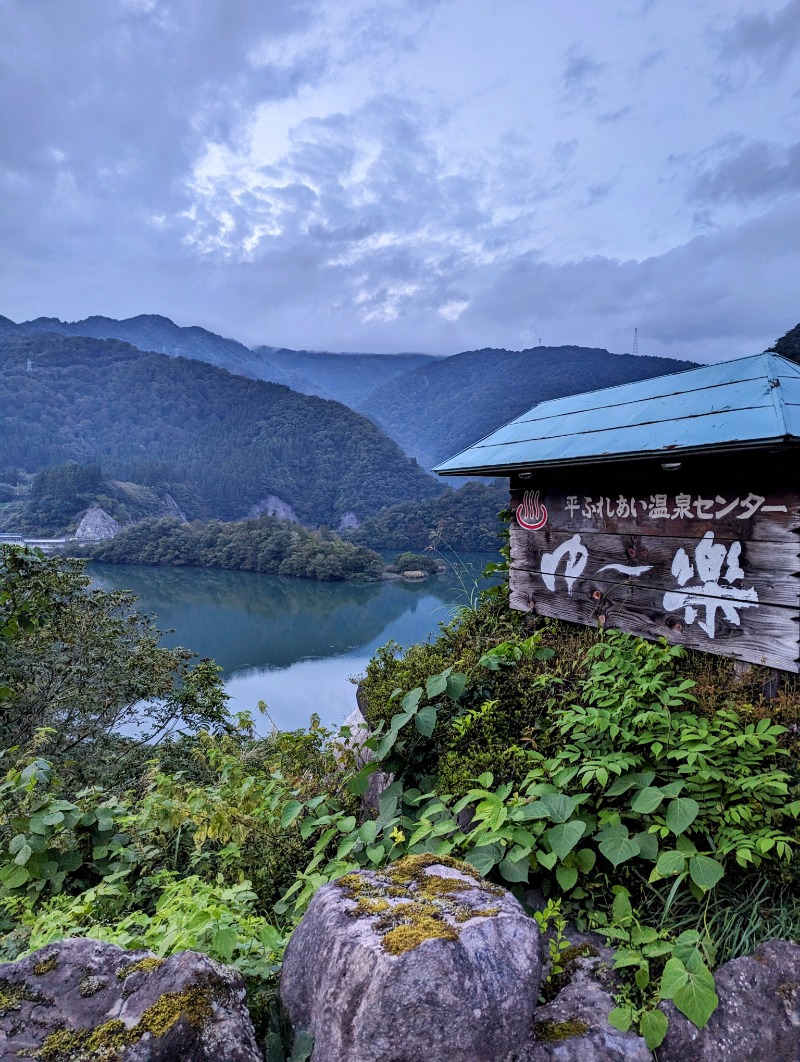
[516,489,548,531]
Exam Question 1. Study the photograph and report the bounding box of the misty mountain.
[0,314,435,408]
[0,333,441,527]
[356,345,696,470]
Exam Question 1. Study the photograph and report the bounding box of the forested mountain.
[0,314,434,407]
[0,334,441,526]
[356,345,696,469]
[768,322,800,364]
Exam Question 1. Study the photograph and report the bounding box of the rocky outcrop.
[75,506,122,541]
[280,854,541,1062]
[525,982,651,1062]
[338,511,360,530]
[659,938,800,1062]
[161,492,188,522]
[247,495,299,522]
[0,937,263,1061]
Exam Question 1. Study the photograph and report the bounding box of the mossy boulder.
[0,937,262,1061]
[280,855,541,1062]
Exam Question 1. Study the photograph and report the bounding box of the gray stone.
[338,511,360,530]
[659,938,800,1062]
[247,495,298,522]
[0,936,263,1061]
[524,980,652,1062]
[75,506,122,541]
[280,855,542,1062]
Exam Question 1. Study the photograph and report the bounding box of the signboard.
[509,478,800,672]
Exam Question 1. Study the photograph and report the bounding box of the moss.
[336,857,505,956]
[535,1019,590,1042]
[382,917,459,955]
[33,955,59,976]
[78,976,107,998]
[116,956,165,980]
[0,978,40,1016]
[137,985,213,1037]
[32,984,214,1061]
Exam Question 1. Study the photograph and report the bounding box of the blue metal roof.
[433,353,800,475]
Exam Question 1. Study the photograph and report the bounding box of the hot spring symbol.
[516,489,548,531]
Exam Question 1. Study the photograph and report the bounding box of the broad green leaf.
[366,844,385,864]
[536,850,558,870]
[14,843,32,867]
[514,801,550,820]
[660,956,689,1000]
[358,820,378,844]
[673,965,718,1029]
[634,831,659,862]
[348,762,379,797]
[540,794,577,823]
[336,815,357,834]
[688,855,724,891]
[656,849,686,877]
[608,1006,633,1032]
[574,847,596,873]
[631,787,664,814]
[426,672,449,698]
[476,772,494,788]
[445,672,467,701]
[415,705,438,738]
[499,854,530,883]
[1,865,29,888]
[555,864,578,891]
[464,844,501,876]
[598,831,640,868]
[611,889,633,924]
[640,1009,668,1050]
[401,687,423,714]
[211,925,238,961]
[280,800,304,829]
[547,821,586,861]
[665,797,700,836]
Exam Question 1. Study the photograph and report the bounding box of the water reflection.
[89,559,494,732]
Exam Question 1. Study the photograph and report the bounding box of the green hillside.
[0,334,441,527]
[357,345,695,469]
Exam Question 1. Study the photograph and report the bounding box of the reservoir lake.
[89,556,496,734]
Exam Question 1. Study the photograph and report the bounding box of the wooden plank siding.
[509,469,800,671]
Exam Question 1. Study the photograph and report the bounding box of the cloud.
[709,0,800,90]
[561,47,608,106]
[597,106,633,125]
[688,137,800,204]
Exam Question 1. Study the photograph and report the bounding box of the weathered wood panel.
[508,464,800,671]
[509,566,799,672]
[510,528,800,608]
[511,486,800,543]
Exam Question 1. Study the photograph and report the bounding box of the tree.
[0,547,230,781]
[767,322,800,364]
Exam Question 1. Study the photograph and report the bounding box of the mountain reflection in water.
[89,559,495,733]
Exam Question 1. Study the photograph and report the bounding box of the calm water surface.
[89,558,495,733]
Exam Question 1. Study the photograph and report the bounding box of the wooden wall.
[509,453,800,671]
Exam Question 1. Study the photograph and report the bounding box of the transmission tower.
[632,327,639,356]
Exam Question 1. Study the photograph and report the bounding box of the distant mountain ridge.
[356,345,697,469]
[0,332,441,528]
[0,314,435,407]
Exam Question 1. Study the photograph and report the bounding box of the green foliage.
[88,516,384,582]
[388,552,439,574]
[351,481,508,552]
[0,546,230,766]
[767,322,800,364]
[0,332,441,527]
[359,344,694,469]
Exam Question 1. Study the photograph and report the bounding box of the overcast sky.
[2,0,799,361]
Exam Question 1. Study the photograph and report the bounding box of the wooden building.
[434,353,800,672]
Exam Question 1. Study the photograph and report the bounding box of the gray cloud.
[689,137,800,204]
[709,0,800,90]
[561,47,608,105]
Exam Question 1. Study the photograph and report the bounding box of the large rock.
[75,506,122,541]
[280,854,541,1062]
[247,495,298,522]
[524,981,651,1062]
[0,937,263,1061]
[659,938,800,1061]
